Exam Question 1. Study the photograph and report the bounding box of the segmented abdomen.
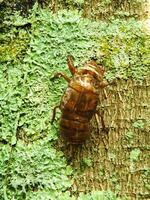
[60,115,90,144]
[60,84,98,144]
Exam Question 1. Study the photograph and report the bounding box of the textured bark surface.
[40,0,148,19]
[143,0,150,33]
[82,0,146,19]
[1,1,147,19]
[58,74,150,200]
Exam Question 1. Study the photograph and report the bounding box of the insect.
[51,56,110,144]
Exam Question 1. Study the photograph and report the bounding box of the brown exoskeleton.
[51,56,110,144]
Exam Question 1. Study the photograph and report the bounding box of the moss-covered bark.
[39,0,148,19]
[82,0,147,19]
[59,74,150,199]
[1,2,149,199]
[0,0,148,19]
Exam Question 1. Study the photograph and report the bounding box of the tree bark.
[39,0,148,19]
[59,73,150,199]
[2,0,147,19]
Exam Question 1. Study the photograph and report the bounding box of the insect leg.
[95,112,109,150]
[51,105,60,124]
[67,55,77,75]
[95,111,109,133]
[51,72,70,83]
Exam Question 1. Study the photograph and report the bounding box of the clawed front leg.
[50,72,70,83]
[51,105,60,124]
[67,55,77,75]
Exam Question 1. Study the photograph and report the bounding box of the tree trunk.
[59,74,150,199]
[39,0,148,19]
[2,0,147,19]
[143,0,150,33]
[82,0,147,19]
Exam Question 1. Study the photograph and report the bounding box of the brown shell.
[60,74,99,144]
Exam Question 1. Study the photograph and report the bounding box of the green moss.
[0,5,149,199]
[125,131,135,141]
[96,19,150,81]
[81,158,93,168]
[130,149,141,162]
[78,190,128,200]
[132,119,146,129]
[0,12,30,63]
